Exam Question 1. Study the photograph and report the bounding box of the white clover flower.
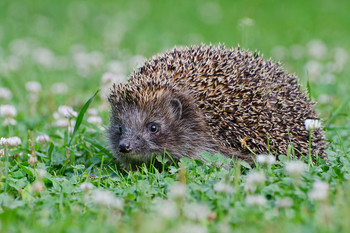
[80,182,94,192]
[0,105,17,117]
[54,119,70,127]
[28,155,38,166]
[245,194,266,206]
[106,60,125,74]
[308,180,329,201]
[154,200,179,219]
[0,148,4,157]
[36,135,50,145]
[168,183,187,200]
[3,118,17,126]
[25,81,42,93]
[244,171,266,192]
[266,155,276,165]
[0,137,7,146]
[91,190,124,209]
[10,39,31,57]
[246,171,266,185]
[58,105,78,118]
[53,112,60,120]
[101,72,126,84]
[91,189,114,205]
[51,82,68,94]
[214,181,235,194]
[256,154,276,166]
[305,60,322,80]
[305,119,322,131]
[285,160,306,177]
[32,180,45,193]
[0,87,12,100]
[333,47,348,72]
[87,116,102,125]
[334,48,348,64]
[183,202,211,221]
[87,108,98,116]
[256,154,267,164]
[238,17,255,28]
[32,47,55,68]
[276,197,293,208]
[36,169,47,179]
[6,136,22,147]
[307,39,327,59]
[68,125,74,134]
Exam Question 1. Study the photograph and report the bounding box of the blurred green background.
[1,0,349,53]
[0,0,349,110]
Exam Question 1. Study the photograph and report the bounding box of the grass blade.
[306,78,312,100]
[69,89,100,146]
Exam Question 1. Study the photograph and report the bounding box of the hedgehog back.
[128,45,326,158]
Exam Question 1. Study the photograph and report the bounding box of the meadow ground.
[0,0,350,232]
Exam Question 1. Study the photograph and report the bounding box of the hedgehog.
[108,45,326,168]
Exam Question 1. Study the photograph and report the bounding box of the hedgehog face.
[108,92,186,166]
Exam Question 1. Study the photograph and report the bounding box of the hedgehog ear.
[170,98,183,120]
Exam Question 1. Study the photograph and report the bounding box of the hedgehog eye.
[117,124,123,134]
[147,122,159,133]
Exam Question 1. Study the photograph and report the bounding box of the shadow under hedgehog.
[107,45,326,169]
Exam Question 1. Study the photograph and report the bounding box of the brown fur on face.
[108,45,327,168]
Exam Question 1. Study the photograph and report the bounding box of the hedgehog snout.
[119,140,132,153]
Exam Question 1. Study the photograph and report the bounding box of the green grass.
[0,0,350,232]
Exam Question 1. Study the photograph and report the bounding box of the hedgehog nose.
[119,141,132,153]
